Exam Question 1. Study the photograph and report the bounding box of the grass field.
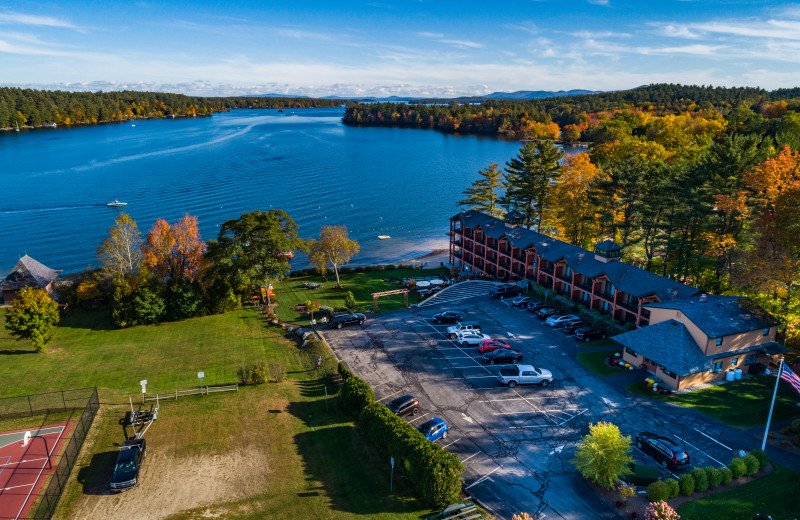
[626,377,800,429]
[576,350,628,376]
[271,267,449,325]
[677,463,800,520]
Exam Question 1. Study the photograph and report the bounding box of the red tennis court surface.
[0,423,71,520]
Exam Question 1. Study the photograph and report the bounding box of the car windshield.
[419,423,435,435]
[114,458,136,473]
[532,368,541,375]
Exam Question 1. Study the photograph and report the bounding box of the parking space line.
[442,438,460,449]
[461,452,481,463]
[408,413,429,423]
[465,466,503,489]
[693,429,732,450]
[674,435,726,467]
[464,375,500,379]
[377,390,404,402]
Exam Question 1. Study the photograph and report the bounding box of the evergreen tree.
[457,162,506,217]
[504,140,564,231]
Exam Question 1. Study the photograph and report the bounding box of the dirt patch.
[72,445,271,520]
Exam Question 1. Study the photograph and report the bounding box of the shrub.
[237,362,269,385]
[644,501,680,520]
[705,466,722,488]
[749,449,769,470]
[340,377,374,415]
[729,458,747,479]
[742,454,760,475]
[344,291,357,312]
[269,362,286,383]
[337,361,353,381]
[384,264,397,270]
[719,467,732,485]
[678,473,695,496]
[646,480,671,502]
[619,483,636,501]
[791,418,800,433]
[690,467,708,492]
[661,478,678,498]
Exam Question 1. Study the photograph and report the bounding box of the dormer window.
[763,328,769,336]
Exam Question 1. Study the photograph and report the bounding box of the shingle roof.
[595,239,622,252]
[0,255,62,292]
[644,295,781,338]
[452,210,698,302]
[613,320,711,376]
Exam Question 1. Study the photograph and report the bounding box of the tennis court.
[0,424,71,520]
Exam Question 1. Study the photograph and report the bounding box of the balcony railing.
[574,281,593,292]
[540,265,555,275]
[617,300,639,313]
[595,291,615,302]
[556,272,573,283]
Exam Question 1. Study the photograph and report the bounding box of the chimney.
[699,294,708,303]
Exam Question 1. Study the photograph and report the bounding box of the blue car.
[418,418,449,441]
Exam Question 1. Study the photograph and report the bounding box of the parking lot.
[322,292,743,519]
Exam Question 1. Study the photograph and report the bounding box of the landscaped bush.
[742,453,760,475]
[679,473,695,496]
[337,361,353,381]
[729,458,747,479]
[270,362,286,383]
[644,501,680,520]
[719,467,732,485]
[340,377,374,415]
[705,466,722,488]
[750,448,769,469]
[646,480,671,502]
[664,478,680,498]
[237,361,268,385]
[691,467,709,492]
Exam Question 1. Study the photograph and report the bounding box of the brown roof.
[0,255,62,291]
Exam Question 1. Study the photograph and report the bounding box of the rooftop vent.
[699,294,708,303]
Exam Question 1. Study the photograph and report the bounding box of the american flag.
[780,364,800,395]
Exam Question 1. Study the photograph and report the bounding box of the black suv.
[432,311,463,324]
[635,432,690,470]
[330,312,366,329]
[386,394,421,417]
[110,438,146,492]
[490,284,522,299]
[574,327,606,342]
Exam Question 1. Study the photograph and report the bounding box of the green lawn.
[677,463,800,520]
[272,267,449,325]
[626,377,800,429]
[577,349,628,376]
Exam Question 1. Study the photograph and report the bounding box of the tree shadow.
[286,394,430,517]
[0,348,35,355]
[57,310,116,331]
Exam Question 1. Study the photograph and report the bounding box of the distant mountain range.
[254,89,604,102]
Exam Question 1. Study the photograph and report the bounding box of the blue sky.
[2,1,800,97]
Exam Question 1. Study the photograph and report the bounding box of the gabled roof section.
[644,295,781,338]
[595,239,622,252]
[0,255,62,292]
[613,320,709,376]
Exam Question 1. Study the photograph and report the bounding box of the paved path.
[417,281,500,307]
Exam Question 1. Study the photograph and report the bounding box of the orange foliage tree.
[143,214,206,281]
[547,153,602,247]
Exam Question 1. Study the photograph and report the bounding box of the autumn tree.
[458,162,506,217]
[4,287,60,352]
[142,214,206,281]
[505,140,564,231]
[547,152,601,247]
[96,212,144,276]
[308,225,360,288]
[572,422,633,489]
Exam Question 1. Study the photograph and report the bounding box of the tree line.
[0,87,345,129]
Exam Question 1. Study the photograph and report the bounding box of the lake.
[0,108,575,273]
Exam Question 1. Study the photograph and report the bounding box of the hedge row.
[358,402,464,507]
[646,449,767,501]
[340,376,375,415]
[338,361,353,382]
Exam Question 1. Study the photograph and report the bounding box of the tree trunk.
[333,263,341,287]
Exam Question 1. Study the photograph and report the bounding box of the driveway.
[322,297,756,519]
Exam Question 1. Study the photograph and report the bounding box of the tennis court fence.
[0,387,100,520]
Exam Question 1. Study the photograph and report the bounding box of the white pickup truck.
[498,365,553,388]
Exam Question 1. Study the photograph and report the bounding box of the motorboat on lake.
[107,200,128,207]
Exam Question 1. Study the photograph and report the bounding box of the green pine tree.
[504,141,564,231]
[457,162,506,217]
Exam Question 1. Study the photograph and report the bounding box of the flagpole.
[761,358,784,451]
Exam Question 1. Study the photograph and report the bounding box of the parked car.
[498,365,553,387]
[387,394,421,417]
[546,314,581,327]
[490,284,522,299]
[110,438,146,492]
[535,307,560,319]
[458,332,493,346]
[526,301,550,313]
[635,432,691,470]
[574,327,607,342]
[418,418,449,441]
[432,311,463,324]
[479,339,511,353]
[510,296,532,307]
[330,312,366,329]
[446,321,482,339]
[481,348,522,365]
[562,320,586,334]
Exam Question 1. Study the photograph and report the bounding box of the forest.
[0,88,344,129]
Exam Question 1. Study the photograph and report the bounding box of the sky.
[2,1,800,97]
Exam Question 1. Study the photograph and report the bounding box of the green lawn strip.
[578,338,621,348]
[625,377,800,429]
[0,308,315,403]
[577,349,628,376]
[272,267,449,325]
[677,463,800,520]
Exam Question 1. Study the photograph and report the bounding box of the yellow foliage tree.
[547,153,602,248]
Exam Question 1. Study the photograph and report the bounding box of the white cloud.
[587,0,610,5]
[571,30,631,39]
[416,31,444,38]
[437,39,484,49]
[0,11,77,29]
[636,44,723,56]
[660,24,700,39]
[506,22,538,35]
[693,20,800,41]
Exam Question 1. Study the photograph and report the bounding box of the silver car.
[546,314,580,327]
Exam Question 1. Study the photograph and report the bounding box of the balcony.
[540,265,554,276]
[513,254,526,263]
[596,291,615,302]
[498,246,511,257]
[453,250,462,258]
[574,280,593,292]
[617,300,640,313]
[556,272,573,283]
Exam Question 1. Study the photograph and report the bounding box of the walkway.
[416,281,500,307]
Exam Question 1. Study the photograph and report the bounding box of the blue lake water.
[0,108,571,273]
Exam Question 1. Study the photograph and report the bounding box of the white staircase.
[417,281,501,307]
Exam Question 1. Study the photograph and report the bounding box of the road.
[322,296,763,520]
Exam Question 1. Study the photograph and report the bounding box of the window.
[711,361,723,373]
[664,369,677,379]
[608,284,615,296]
[745,353,757,365]
[582,292,590,303]
[565,266,572,276]
[763,328,769,336]
[730,358,738,367]
[626,347,638,357]
[716,337,723,346]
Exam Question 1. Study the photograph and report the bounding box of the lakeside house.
[0,255,62,304]
[448,209,785,390]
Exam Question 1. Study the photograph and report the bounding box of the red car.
[479,339,511,353]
